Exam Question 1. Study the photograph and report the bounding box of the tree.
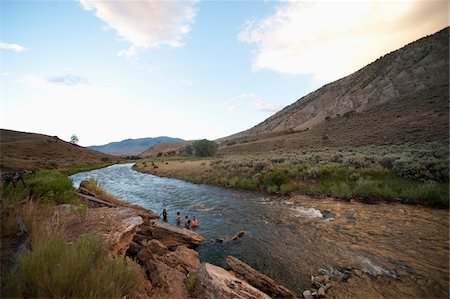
[183,144,193,156]
[70,134,79,145]
[191,139,218,157]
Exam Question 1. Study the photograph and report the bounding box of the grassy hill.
[0,129,120,171]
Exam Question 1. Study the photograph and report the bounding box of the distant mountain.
[219,27,449,154]
[0,129,119,171]
[89,137,185,155]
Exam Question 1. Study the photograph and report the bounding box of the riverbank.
[133,142,449,207]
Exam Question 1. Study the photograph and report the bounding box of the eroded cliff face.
[227,27,449,140]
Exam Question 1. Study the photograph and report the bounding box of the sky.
[1,0,448,147]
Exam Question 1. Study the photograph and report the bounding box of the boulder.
[140,220,204,249]
[226,256,297,298]
[158,245,200,275]
[142,239,169,256]
[143,258,189,299]
[107,214,143,258]
[303,290,313,299]
[195,263,271,299]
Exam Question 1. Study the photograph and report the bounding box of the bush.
[191,139,219,157]
[15,233,140,298]
[27,170,76,204]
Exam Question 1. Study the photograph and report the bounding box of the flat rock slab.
[195,263,271,299]
[226,256,297,298]
[140,220,204,249]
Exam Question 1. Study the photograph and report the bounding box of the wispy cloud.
[46,74,90,86]
[225,93,284,114]
[0,41,28,52]
[239,1,448,81]
[252,97,284,113]
[80,0,197,58]
[21,74,90,88]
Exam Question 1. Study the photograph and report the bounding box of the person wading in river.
[160,209,168,222]
[191,216,199,227]
[176,212,181,225]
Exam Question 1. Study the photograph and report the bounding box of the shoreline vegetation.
[0,164,144,297]
[134,141,449,207]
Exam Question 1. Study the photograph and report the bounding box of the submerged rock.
[195,262,271,299]
[231,230,245,241]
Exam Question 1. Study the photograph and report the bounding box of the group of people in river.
[159,209,199,229]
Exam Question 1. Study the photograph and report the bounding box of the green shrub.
[186,274,196,293]
[280,183,295,194]
[27,170,76,204]
[266,185,279,194]
[16,233,140,298]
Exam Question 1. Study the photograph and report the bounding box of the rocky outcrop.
[137,219,204,249]
[195,262,271,299]
[226,256,297,298]
[108,214,143,258]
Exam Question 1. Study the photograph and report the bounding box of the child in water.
[184,215,189,228]
[191,216,199,227]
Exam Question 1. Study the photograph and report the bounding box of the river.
[70,163,449,297]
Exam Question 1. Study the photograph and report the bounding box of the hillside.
[0,129,120,171]
[219,27,449,153]
[139,140,192,158]
[88,136,184,155]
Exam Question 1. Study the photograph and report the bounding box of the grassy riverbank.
[0,163,144,298]
[134,141,449,206]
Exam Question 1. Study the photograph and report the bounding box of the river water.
[70,163,449,297]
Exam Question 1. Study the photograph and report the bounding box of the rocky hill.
[0,129,120,171]
[89,136,184,155]
[219,27,449,153]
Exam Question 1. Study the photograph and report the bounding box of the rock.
[158,246,200,275]
[303,290,313,299]
[140,220,204,249]
[107,215,143,258]
[127,240,142,256]
[352,269,364,278]
[144,258,189,299]
[143,239,169,256]
[195,263,271,299]
[137,247,155,263]
[318,287,326,297]
[231,231,245,241]
[226,256,297,298]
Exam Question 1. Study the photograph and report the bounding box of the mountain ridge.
[88,136,184,155]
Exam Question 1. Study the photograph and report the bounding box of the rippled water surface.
[70,164,449,297]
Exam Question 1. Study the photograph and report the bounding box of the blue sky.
[1,0,447,146]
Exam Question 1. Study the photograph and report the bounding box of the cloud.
[0,41,28,52]
[252,97,284,113]
[21,74,90,88]
[46,74,90,86]
[225,93,284,113]
[80,0,197,58]
[238,1,448,81]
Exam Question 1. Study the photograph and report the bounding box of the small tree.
[183,144,193,156]
[191,139,218,157]
[70,134,79,145]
